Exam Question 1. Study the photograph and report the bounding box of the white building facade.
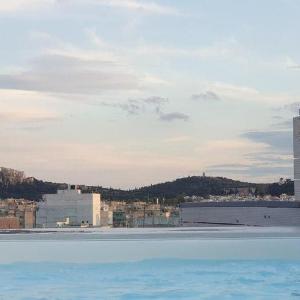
[180,201,300,226]
[36,186,101,228]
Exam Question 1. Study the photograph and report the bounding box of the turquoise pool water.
[1,260,300,299]
[0,227,299,299]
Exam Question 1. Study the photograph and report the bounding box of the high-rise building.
[294,113,300,201]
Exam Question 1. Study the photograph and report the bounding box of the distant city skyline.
[0,0,299,188]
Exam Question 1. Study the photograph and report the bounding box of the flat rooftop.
[180,200,300,208]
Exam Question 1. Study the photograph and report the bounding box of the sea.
[0,227,300,300]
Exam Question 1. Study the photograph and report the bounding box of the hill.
[0,167,64,201]
[0,167,294,202]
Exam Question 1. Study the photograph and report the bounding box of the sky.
[0,0,299,188]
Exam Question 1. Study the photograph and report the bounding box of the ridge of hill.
[0,167,294,202]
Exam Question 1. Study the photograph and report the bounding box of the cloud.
[194,81,297,105]
[272,115,284,120]
[0,110,59,123]
[203,130,294,181]
[0,0,180,16]
[158,112,189,122]
[0,52,142,95]
[210,150,292,171]
[191,138,286,182]
[135,38,243,61]
[0,0,55,13]
[0,31,169,97]
[207,163,292,180]
[0,107,60,131]
[206,144,293,182]
[241,130,292,153]
[272,120,292,130]
[143,96,168,105]
[164,136,192,143]
[101,96,188,122]
[0,89,61,127]
[101,96,168,115]
[285,56,300,69]
[199,139,267,152]
[91,0,180,15]
[209,163,250,170]
[119,100,143,115]
[191,91,220,102]
[245,152,292,165]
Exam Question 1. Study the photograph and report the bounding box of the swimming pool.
[0,227,299,299]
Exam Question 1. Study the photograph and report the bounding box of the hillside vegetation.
[0,167,294,202]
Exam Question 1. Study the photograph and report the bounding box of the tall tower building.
[293,113,300,200]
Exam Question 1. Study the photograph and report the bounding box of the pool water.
[0,227,299,300]
[1,260,300,299]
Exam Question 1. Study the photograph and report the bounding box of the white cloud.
[0,0,179,15]
[194,138,269,169]
[0,0,56,13]
[285,56,300,69]
[191,91,220,102]
[134,38,244,60]
[158,112,189,122]
[89,0,180,15]
[0,52,139,95]
[0,110,59,123]
[0,31,169,95]
[0,89,60,124]
[195,81,298,104]
[194,138,269,175]
[164,136,192,143]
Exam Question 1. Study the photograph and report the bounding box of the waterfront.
[0,227,300,299]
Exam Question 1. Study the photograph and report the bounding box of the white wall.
[92,194,101,226]
[36,189,101,228]
[180,206,300,226]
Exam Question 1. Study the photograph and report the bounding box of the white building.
[180,201,300,226]
[36,186,101,228]
[294,113,300,201]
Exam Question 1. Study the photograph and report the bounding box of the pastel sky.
[0,0,299,188]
